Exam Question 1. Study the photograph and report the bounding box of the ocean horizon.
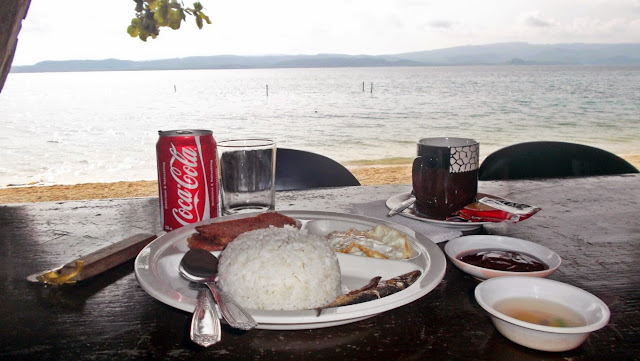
[1,65,639,186]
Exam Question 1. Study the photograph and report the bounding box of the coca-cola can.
[156,129,219,232]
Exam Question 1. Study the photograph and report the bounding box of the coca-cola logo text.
[169,143,202,226]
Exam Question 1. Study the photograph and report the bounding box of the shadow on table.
[28,260,137,310]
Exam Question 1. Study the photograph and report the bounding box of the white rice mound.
[217,225,342,311]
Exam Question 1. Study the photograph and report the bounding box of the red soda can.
[156,129,219,231]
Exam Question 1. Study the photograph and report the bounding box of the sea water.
[1,65,639,186]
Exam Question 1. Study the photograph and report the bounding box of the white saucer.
[385,193,489,231]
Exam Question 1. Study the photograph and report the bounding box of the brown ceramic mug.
[412,138,479,219]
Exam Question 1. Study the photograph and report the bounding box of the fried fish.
[319,269,422,312]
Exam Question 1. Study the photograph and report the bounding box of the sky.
[12,0,640,66]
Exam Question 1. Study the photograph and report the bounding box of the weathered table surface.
[1,174,639,360]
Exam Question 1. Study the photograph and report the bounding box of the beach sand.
[0,165,413,204]
[1,155,638,204]
[0,166,412,204]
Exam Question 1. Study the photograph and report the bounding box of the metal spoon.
[179,250,221,347]
[387,193,416,217]
[179,249,258,331]
[190,285,221,347]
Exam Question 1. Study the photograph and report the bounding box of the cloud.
[629,0,640,12]
[565,16,634,40]
[429,20,454,29]
[520,12,555,28]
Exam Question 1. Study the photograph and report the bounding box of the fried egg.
[327,225,411,259]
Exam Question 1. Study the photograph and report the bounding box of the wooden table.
[1,174,639,360]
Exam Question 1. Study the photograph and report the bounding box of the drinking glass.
[218,139,276,215]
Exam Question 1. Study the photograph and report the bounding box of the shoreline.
[1,165,415,204]
[1,154,638,204]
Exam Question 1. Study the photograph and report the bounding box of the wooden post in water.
[362,82,365,92]
[266,84,269,97]
[371,82,373,93]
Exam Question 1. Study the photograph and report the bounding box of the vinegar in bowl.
[474,276,610,352]
[494,297,587,328]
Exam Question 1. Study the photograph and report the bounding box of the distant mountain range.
[11,42,640,73]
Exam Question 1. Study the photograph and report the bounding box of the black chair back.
[479,141,638,180]
[275,148,361,191]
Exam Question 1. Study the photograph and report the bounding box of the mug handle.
[412,155,438,197]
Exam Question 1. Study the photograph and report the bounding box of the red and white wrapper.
[453,197,541,223]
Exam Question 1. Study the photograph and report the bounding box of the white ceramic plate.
[444,235,561,280]
[134,210,447,330]
[385,193,489,231]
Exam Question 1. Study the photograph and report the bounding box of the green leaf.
[139,30,149,41]
[127,18,141,37]
[127,25,138,38]
[148,0,160,11]
[129,0,210,41]
[199,12,211,25]
[154,1,169,26]
[167,9,184,30]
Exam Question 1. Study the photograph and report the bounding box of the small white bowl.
[475,276,610,352]
[444,235,561,280]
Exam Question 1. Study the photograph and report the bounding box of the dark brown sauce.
[457,249,548,272]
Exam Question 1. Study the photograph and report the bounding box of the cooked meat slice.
[195,212,296,239]
[187,233,225,251]
[189,212,298,250]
